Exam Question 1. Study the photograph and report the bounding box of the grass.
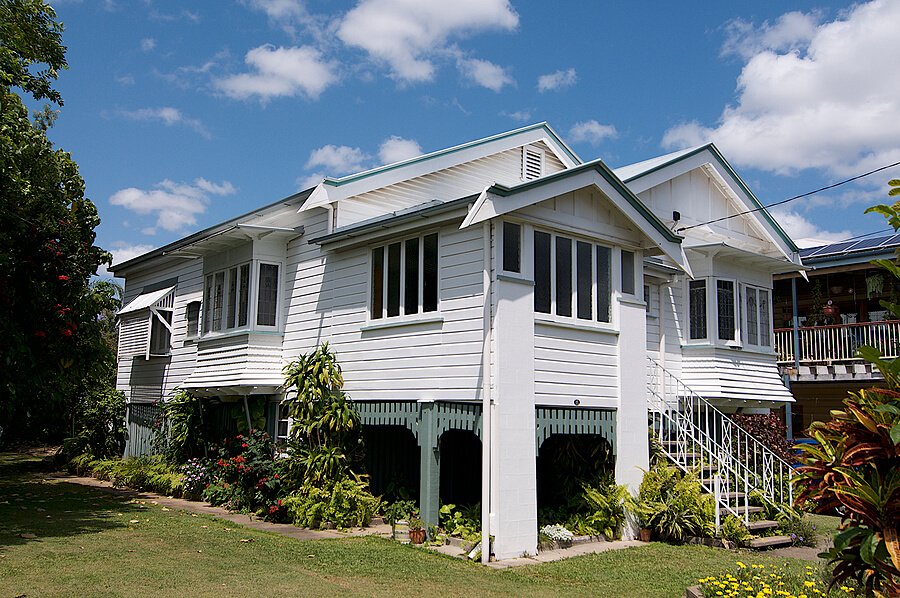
[0,452,832,598]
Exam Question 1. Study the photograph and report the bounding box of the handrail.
[775,320,900,364]
[647,357,795,528]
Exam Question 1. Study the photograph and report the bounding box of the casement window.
[276,402,292,446]
[533,229,612,323]
[716,280,737,341]
[118,285,175,359]
[522,145,544,180]
[745,285,771,347]
[203,261,277,334]
[370,232,439,319]
[502,221,522,274]
[689,280,707,340]
[185,301,201,339]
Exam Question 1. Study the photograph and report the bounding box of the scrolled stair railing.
[646,357,794,527]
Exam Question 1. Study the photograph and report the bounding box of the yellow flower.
[737,562,747,569]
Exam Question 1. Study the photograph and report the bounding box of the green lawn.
[0,452,827,598]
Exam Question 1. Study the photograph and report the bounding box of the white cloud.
[305,145,370,174]
[109,178,236,234]
[140,37,156,52]
[337,0,518,83]
[456,57,513,92]
[769,208,852,248]
[663,1,900,177]
[103,243,158,275]
[298,172,325,190]
[117,106,211,138]
[243,0,305,20]
[537,67,576,92]
[379,136,422,164]
[215,45,338,101]
[721,11,820,60]
[568,120,618,146]
[501,109,531,122]
[116,74,135,85]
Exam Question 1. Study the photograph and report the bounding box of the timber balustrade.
[775,320,900,364]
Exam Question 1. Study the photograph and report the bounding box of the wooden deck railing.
[774,320,900,364]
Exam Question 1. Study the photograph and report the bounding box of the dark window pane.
[404,238,419,315]
[371,248,383,319]
[238,264,250,327]
[502,221,521,273]
[717,280,735,341]
[576,241,592,319]
[759,290,770,346]
[149,311,172,355]
[596,246,611,322]
[203,275,213,333]
[621,250,635,295]
[257,264,279,326]
[423,233,439,313]
[555,236,572,317]
[186,302,200,338]
[387,242,402,317]
[534,231,551,313]
[747,287,758,345]
[226,267,237,329]
[212,272,225,331]
[689,280,707,339]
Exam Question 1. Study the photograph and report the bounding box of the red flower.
[57,275,69,281]
[34,330,47,338]
[61,328,72,337]
[241,443,248,449]
[273,474,279,479]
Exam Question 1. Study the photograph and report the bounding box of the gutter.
[481,221,493,564]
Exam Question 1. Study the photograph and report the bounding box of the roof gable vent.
[522,145,544,181]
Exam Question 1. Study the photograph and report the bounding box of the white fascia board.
[299,126,579,213]
[460,169,692,277]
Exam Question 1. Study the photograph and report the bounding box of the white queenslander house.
[112,123,804,560]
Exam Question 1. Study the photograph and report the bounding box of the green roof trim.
[488,159,682,244]
[619,144,799,253]
[319,122,582,188]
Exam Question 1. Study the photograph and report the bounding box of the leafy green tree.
[1,0,113,442]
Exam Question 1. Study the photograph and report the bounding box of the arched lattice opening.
[439,429,482,507]
[362,425,420,502]
[536,434,614,516]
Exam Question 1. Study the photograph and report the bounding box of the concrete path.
[46,472,393,542]
[484,540,647,569]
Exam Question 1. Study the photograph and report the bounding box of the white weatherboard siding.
[116,259,203,402]
[282,210,331,357]
[337,142,566,229]
[681,348,792,404]
[534,324,618,407]
[182,333,284,391]
[315,222,486,401]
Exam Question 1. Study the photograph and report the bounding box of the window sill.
[361,312,444,332]
[199,329,284,342]
[534,315,618,335]
[617,296,646,308]
[497,273,534,286]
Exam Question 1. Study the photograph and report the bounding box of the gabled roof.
[460,158,693,276]
[614,143,800,256]
[300,122,581,212]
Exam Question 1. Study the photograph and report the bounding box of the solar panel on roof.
[845,235,895,252]
[810,241,858,257]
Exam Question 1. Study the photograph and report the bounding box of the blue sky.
[40,0,900,273]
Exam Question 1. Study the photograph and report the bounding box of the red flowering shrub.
[202,430,289,521]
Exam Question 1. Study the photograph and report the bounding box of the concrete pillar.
[615,296,650,538]
[417,400,440,532]
[492,276,537,560]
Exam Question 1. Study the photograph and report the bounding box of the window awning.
[119,286,175,316]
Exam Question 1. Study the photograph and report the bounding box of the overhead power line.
[675,159,900,233]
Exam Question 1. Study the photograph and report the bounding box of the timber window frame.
[688,279,707,341]
[533,228,613,324]
[369,231,440,321]
[716,278,738,343]
[202,260,281,336]
[118,285,176,360]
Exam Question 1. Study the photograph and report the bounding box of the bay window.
[716,280,736,341]
[689,280,707,340]
[202,261,278,334]
[745,286,771,348]
[533,229,612,323]
[370,232,439,319]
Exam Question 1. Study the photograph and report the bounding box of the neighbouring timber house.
[774,235,900,435]
[111,123,804,560]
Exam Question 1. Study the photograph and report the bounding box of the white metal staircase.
[646,357,795,548]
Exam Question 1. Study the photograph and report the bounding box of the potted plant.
[625,494,653,542]
[408,516,426,544]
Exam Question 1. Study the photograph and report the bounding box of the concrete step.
[748,535,793,550]
[745,519,779,532]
